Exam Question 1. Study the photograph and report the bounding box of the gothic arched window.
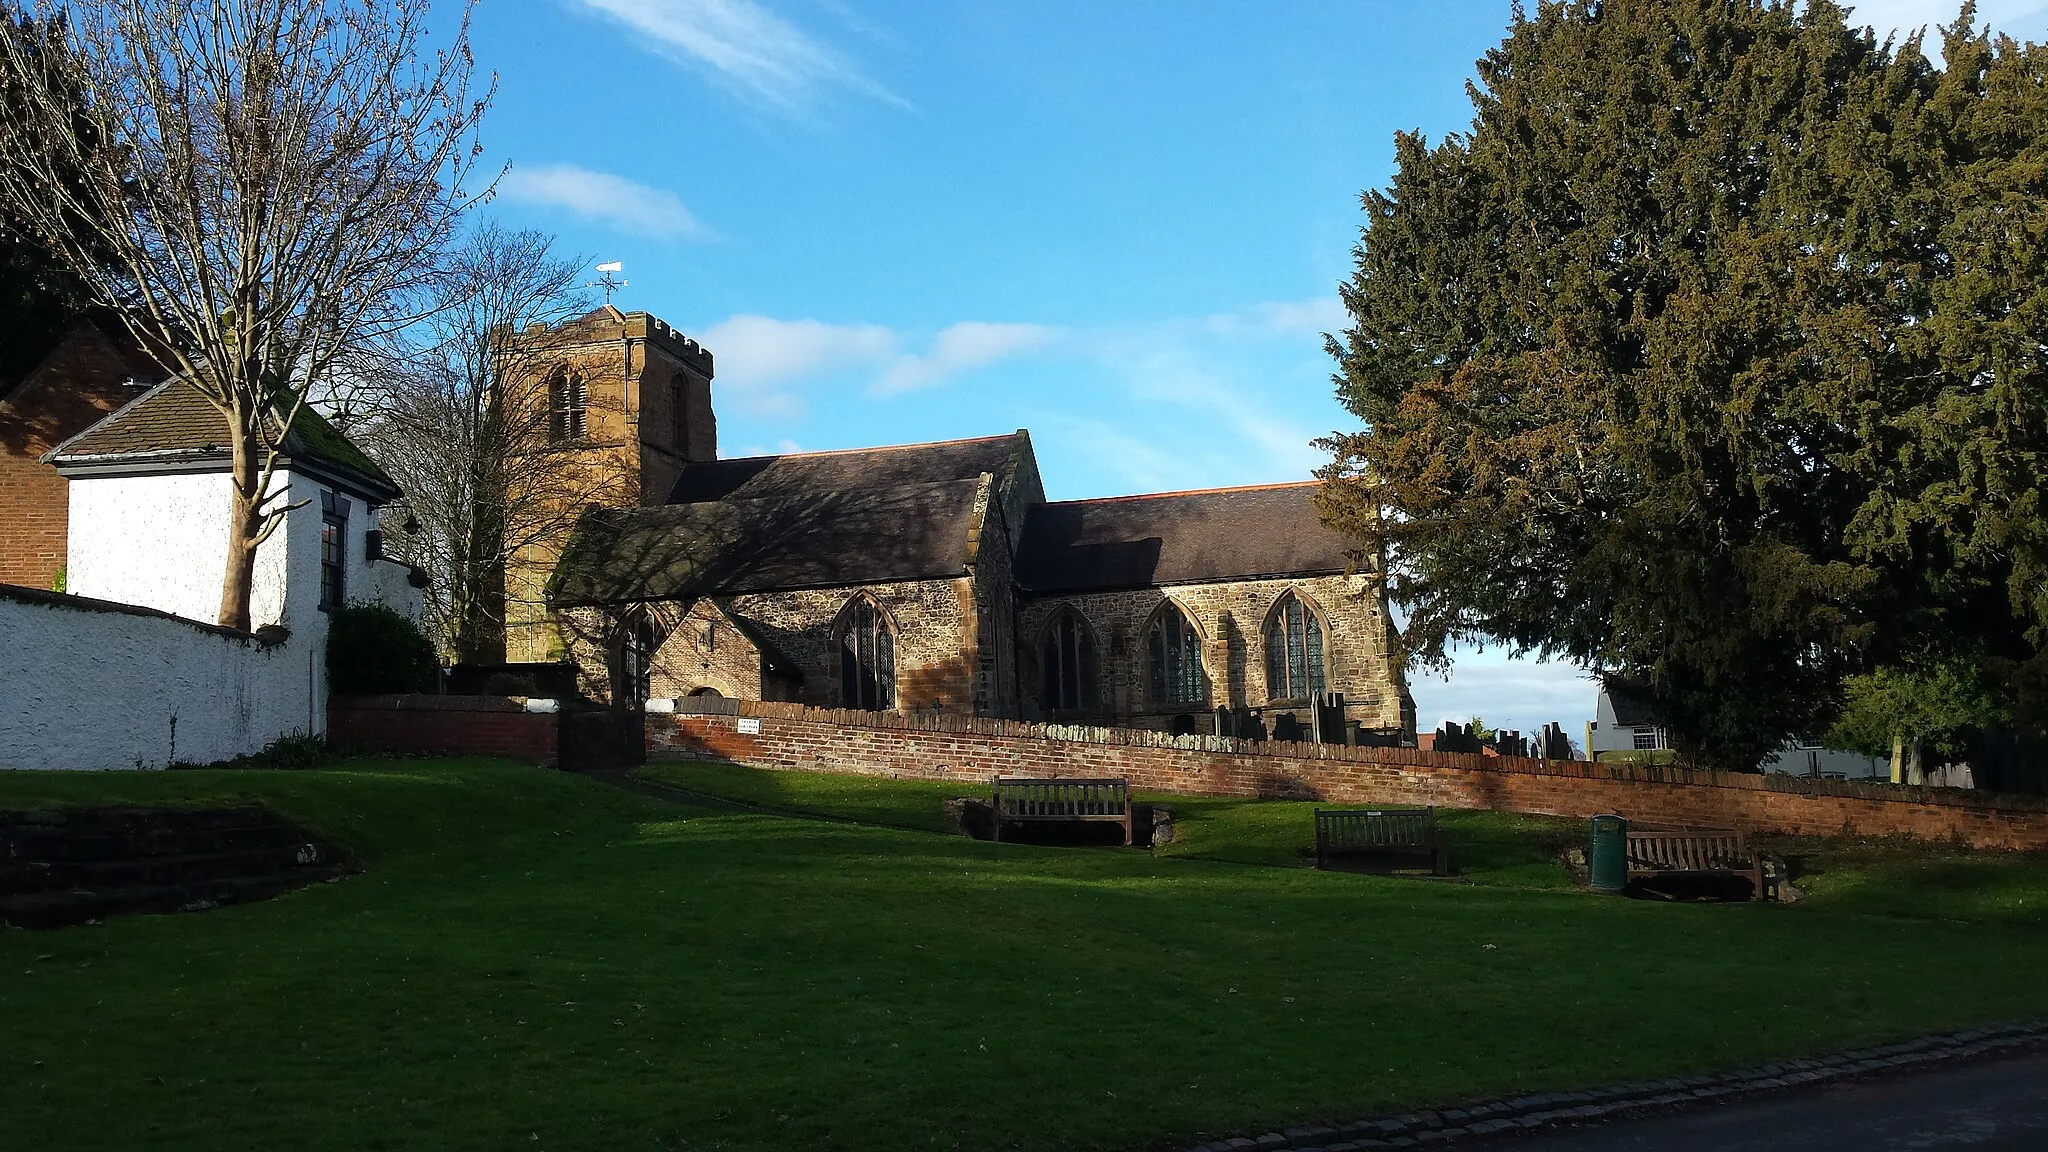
[1265,591,1327,701]
[837,596,896,711]
[1041,607,1097,713]
[1146,601,1207,706]
[549,371,587,442]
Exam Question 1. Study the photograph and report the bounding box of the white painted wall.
[10,465,428,766]
[0,590,314,770]
[66,471,259,625]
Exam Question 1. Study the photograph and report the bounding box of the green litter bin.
[1589,814,1628,893]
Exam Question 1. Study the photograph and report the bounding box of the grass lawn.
[3,759,2047,1152]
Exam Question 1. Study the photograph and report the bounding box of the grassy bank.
[4,759,2046,1152]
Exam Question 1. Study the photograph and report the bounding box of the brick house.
[532,308,1414,740]
[0,318,162,589]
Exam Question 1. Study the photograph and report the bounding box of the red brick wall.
[0,322,154,589]
[649,701,2048,851]
[329,695,558,764]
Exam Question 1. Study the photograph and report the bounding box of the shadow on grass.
[6,758,2048,1152]
[634,760,1584,889]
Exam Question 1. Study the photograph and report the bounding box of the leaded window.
[1041,608,1097,713]
[621,616,656,703]
[1147,602,1206,706]
[1264,592,1326,701]
[549,372,587,442]
[839,597,896,711]
[319,491,350,610]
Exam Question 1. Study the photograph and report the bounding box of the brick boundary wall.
[646,699,2048,851]
[329,695,557,765]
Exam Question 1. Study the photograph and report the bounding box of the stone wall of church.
[648,599,768,701]
[1015,572,1404,735]
[968,478,1022,718]
[726,578,978,714]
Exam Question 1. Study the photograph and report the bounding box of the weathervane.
[589,260,628,306]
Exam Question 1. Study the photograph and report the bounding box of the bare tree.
[358,224,635,664]
[0,0,490,629]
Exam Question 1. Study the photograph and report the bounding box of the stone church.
[512,307,1414,739]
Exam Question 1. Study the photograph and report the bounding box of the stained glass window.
[1147,603,1206,706]
[1264,593,1327,700]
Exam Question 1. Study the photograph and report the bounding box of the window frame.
[549,371,588,442]
[836,595,897,712]
[1263,591,1329,703]
[319,491,350,611]
[1145,600,1208,708]
[1040,607,1098,715]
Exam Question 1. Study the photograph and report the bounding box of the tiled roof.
[45,379,398,499]
[1014,482,1357,593]
[1603,683,1663,728]
[666,434,1022,504]
[549,478,985,606]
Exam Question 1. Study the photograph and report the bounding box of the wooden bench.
[1625,827,1768,901]
[991,777,1134,845]
[1313,807,1447,875]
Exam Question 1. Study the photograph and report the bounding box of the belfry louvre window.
[549,372,587,442]
[1264,592,1326,701]
[839,597,896,711]
[1147,602,1206,706]
[672,374,689,451]
[1042,608,1096,713]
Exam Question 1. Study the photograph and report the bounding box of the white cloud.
[875,322,1059,395]
[1412,648,1597,745]
[699,315,896,384]
[695,315,1053,414]
[695,314,894,417]
[694,297,1340,481]
[497,163,705,240]
[1835,0,2047,39]
[1204,296,1350,336]
[572,0,904,112]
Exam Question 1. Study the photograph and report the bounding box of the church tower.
[502,307,716,663]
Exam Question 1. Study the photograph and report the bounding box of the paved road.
[1460,1051,2048,1151]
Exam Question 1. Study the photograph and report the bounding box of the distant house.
[1587,683,1884,778]
[1587,684,1670,757]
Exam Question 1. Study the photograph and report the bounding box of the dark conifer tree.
[0,10,104,389]
[1323,1,2046,769]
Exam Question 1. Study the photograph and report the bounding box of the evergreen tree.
[0,9,102,388]
[1323,1,2047,770]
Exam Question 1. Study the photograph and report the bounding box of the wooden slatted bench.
[1313,807,1446,875]
[991,777,1134,845]
[1625,827,1767,901]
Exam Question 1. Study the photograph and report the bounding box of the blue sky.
[466,0,2047,742]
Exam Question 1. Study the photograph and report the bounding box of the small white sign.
[736,717,761,734]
